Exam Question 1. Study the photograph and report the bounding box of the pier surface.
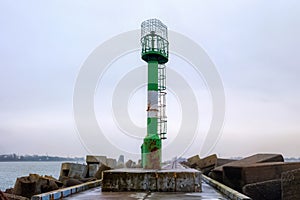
[66,182,228,200]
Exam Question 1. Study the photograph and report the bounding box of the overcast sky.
[0,1,299,160]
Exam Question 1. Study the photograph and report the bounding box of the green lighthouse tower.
[141,19,169,169]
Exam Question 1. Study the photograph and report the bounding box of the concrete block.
[175,171,201,192]
[60,163,87,179]
[187,155,201,168]
[69,164,88,179]
[208,169,223,183]
[102,168,201,192]
[125,160,133,168]
[86,155,107,164]
[243,179,281,200]
[223,162,300,192]
[147,172,157,191]
[60,163,71,177]
[106,158,117,168]
[115,163,125,169]
[198,154,218,174]
[198,154,217,168]
[12,174,60,198]
[209,153,284,183]
[156,172,175,192]
[88,164,99,177]
[282,168,300,200]
[216,158,236,167]
[93,163,111,180]
[185,154,217,174]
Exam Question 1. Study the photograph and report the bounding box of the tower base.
[102,168,202,192]
[141,135,162,169]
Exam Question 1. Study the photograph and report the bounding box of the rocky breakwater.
[182,153,300,200]
[0,155,141,200]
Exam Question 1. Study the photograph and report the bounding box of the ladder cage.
[158,65,166,90]
[158,64,167,140]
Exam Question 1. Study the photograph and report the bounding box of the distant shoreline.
[0,160,84,162]
[0,154,84,162]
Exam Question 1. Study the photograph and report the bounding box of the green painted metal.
[147,117,157,136]
[148,60,158,91]
[141,19,169,169]
[141,35,168,64]
[141,134,162,169]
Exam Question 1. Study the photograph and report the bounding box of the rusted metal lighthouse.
[140,19,169,169]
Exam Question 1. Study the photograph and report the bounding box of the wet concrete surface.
[66,182,228,200]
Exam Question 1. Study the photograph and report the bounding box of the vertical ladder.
[158,64,167,140]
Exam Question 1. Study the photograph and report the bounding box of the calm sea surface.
[0,162,66,191]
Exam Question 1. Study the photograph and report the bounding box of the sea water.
[0,162,64,191]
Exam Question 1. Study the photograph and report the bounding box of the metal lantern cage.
[141,19,169,64]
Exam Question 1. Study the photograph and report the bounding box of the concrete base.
[102,168,201,192]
